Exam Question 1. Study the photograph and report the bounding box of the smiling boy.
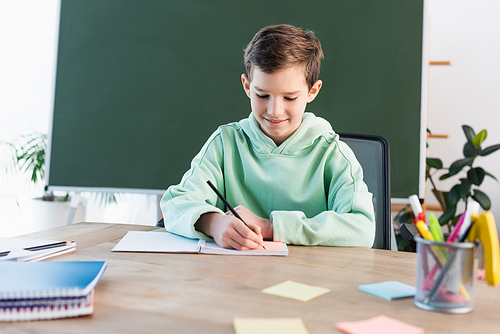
[160,24,375,249]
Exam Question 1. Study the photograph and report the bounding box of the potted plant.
[426,125,500,230]
[394,125,500,250]
[1,132,84,233]
[2,133,68,201]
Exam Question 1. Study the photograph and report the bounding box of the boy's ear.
[241,74,251,98]
[307,80,322,103]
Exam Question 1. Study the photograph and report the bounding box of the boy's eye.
[256,93,269,99]
[284,97,297,101]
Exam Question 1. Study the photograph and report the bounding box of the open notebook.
[112,231,288,256]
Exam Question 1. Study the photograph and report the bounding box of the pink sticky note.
[253,241,284,251]
[336,315,424,334]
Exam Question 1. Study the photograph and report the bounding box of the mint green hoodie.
[160,112,375,247]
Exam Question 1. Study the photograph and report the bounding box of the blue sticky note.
[358,281,416,300]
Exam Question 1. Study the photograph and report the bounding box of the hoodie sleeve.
[160,131,225,241]
[270,141,376,248]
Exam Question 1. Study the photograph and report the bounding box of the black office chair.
[338,133,392,250]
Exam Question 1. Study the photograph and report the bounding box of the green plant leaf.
[431,189,448,211]
[451,214,462,227]
[90,192,123,208]
[439,173,452,181]
[472,130,487,146]
[467,167,485,186]
[426,158,443,169]
[439,204,457,225]
[462,125,475,143]
[448,184,462,206]
[396,234,411,252]
[448,157,474,176]
[459,178,472,198]
[7,133,47,185]
[463,142,476,158]
[485,171,498,182]
[398,211,414,225]
[479,144,500,157]
[471,189,491,210]
[393,205,411,224]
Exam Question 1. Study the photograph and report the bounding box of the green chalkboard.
[48,0,426,199]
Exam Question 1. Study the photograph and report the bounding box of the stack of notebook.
[0,237,76,262]
[0,261,107,322]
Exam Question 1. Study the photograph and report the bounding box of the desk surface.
[4,222,500,333]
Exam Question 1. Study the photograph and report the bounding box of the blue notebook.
[0,261,107,299]
[358,281,416,300]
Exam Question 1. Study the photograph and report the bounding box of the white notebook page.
[112,231,201,253]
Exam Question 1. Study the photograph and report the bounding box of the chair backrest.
[338,133,391,250]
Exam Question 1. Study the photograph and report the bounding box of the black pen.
[24,241,72,251]
[459,221,475,243]
[206,180,266,250]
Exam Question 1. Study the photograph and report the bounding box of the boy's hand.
[226,205,274,240]
[195,212,267,250]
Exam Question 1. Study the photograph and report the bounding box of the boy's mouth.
[264,117,287,126]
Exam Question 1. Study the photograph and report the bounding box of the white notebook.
[112,231,288,256]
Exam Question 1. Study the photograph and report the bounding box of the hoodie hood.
[239,112,336,155]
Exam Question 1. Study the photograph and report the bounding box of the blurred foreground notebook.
[112,231,288,256]
[0,237,76,262]
[0,261,106,322]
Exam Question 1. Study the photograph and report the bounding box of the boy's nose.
[268,98,284,117]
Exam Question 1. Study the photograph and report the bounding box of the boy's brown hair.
[244,24,324,90]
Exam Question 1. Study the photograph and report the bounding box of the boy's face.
[242,65,322,146]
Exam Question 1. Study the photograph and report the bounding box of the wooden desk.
[4,223,500,333]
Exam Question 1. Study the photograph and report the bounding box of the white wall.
[0,1,56,136]
[0,1,157,237]
[1,0,499,236]
[426,0,500,230]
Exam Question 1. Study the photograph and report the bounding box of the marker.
[458,221,474,243]
[409,194,425,223]
[425,249,468,304]
[416,220,434,241]
[206,180,266,250]
[417,219,471,301]
[429,213,444,242]
[446,212,466,243]
[459,200,480,240]
[417,221,470,301]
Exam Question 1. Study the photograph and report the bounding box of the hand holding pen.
[206,180,267,250]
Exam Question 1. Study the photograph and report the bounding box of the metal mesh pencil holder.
[414,236,475,314]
